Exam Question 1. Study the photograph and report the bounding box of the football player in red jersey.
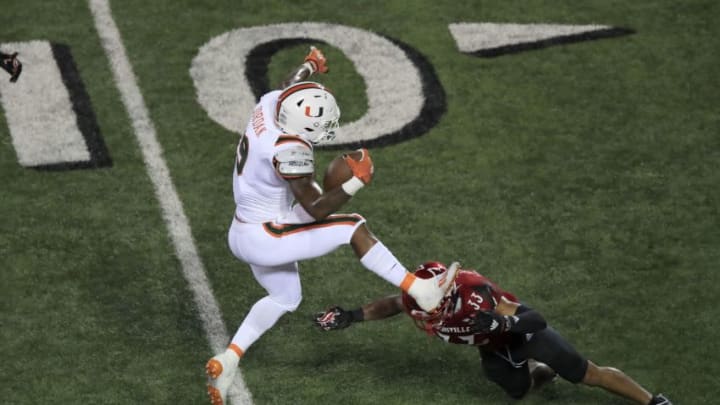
[314,262,672,405]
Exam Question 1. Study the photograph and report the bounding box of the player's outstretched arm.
[278,46,328,90]
[362,295,404,320]
[314,296,403,331]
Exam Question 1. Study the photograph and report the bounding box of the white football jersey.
[233,90,315,223]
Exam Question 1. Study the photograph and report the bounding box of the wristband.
[341,176,364,196]
[349,308,364,322]
[302,61,316,74]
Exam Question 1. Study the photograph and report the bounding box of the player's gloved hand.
[1,52,22,82]
[469,310,513,335]
[313,306,358,331]
[344,148,374,184]
[304,46,328,74]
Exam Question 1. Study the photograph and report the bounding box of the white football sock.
[359,242,408,286]
[231,296,289,351]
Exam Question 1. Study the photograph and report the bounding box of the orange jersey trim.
[274,134,312,148]
[263,214,363,238]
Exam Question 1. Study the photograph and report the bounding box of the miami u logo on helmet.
[305,106,324,117]
[276,81,340,144]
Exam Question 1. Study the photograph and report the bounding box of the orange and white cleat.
[408,262,460,312]
[206,347,241,405]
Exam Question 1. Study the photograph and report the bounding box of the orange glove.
[344,148,374,184]
[304,46,328,74]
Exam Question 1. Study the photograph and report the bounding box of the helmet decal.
[276,82,329,116]
[276,81,340,144]
[305,106,324,117]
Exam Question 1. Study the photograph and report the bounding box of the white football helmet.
[276,82,341,144]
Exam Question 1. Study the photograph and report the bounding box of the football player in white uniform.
[206,47,457,405]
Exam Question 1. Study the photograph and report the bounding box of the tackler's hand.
[313,306,355,331]
[469,310,511,335]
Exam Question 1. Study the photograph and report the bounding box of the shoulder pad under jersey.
[274,146,314,178]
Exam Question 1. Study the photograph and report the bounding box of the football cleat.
[529,361,557,390]
[406,261,460,313]
[206,349,240,405]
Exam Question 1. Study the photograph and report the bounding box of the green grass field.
[2,1,719,404]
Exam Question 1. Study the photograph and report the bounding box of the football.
[323,150,362,191]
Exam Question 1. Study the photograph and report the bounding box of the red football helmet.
[402,261,456,334]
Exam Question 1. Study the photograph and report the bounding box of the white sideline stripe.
[88,1,252,404]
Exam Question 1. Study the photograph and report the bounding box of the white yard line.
[88,1,252,403]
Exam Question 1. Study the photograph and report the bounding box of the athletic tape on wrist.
[302,61,316,74]
[350,308,365,322]
[341,176,364,196]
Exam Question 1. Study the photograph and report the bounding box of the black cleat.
[530,362,557,390]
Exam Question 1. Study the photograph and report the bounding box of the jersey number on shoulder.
[236,134,249,176]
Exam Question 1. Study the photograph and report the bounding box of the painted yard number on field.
[0,41,110,170]
[0,23,630,169]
